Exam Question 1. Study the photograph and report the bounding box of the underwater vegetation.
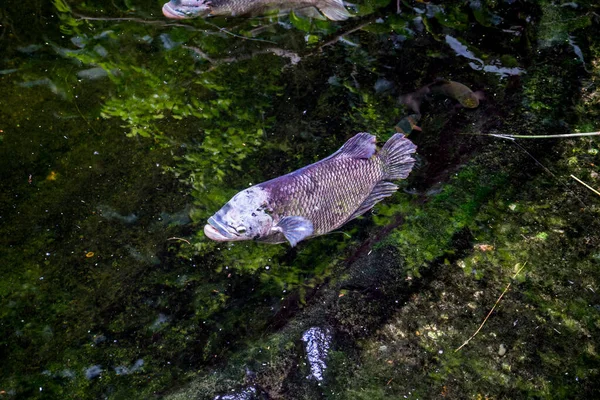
[0,0,599,399]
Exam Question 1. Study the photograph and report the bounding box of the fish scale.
[266,156,385,235]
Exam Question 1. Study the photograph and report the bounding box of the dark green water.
[1,0,599,398]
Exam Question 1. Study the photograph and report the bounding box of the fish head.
[162,0,211,19]
[204,187,275,242]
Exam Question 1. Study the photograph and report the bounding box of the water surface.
[1,0,599,398]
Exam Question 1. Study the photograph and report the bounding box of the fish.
[430,80,481,108]
[204,133,417,246]
[400,79,483,114]
[394,114,422,135]
[162,0,351,21]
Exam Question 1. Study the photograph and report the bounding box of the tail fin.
[318,0,351,20]
[379,134,417,180]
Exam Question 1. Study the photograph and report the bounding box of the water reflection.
[302,326,332,381]
[445,35,525,77]
[114,358,144,375]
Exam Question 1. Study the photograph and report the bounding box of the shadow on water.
[1,0,600,398]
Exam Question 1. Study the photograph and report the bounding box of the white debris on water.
[445,35,525,77]
[150,313,169,331]
[302,327,332,381]
[84,365,102,379]
[77,67,108,80]
[114,358,144,375]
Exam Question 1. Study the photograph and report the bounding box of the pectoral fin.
[318,0,351,20]
[274,216,314,247]
[293,7,326,20]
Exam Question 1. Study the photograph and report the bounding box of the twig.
[182,45,217,63]
[184,45,300,67]
[202,20,278,44]
[67,65,100,135]
[508,140,587,208]
[475,131,600,140]
[455,263,527,352]
[571,175,600,197]
[72,12,202,30]
[316,20,373,50]
[71,11,277,43]
[167,237,191,245]
[462,132,589,206]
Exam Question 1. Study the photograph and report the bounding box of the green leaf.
[289,10,312,32]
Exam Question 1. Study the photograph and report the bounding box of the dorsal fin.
[273,216,314,247]
[331,132,377,160]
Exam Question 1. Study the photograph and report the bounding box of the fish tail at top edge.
[379,134,417,180]
[318,0,351,20]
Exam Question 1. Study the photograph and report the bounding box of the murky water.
[1,0,599,399]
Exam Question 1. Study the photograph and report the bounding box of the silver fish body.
[162,0,351,21]
[204,133,417,246]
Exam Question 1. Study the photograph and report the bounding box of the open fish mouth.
[162,1,210,19]
[204,216,240,241]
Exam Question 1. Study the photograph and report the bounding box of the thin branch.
[182,45,217,64]
[455,263,527,352]
[571,175,600,197]
[167,237,191,245]
[476,131,600,140]
[184,45,300,67]
[316,20,373,50]
[72,12,201,30]
[510,141,588,208]
[202,20,278,44]
[72,12,278,43]
[463,131,592,207]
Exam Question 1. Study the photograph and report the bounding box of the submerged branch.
[167,237,192,245]
[72,12,202,30]
[475,131,600,140]
[570,175,600,197]
[455,263,527,352]
[202,20,278,44]
[183,45,300,68]
[71,12,277,43]
[316,19,375,50]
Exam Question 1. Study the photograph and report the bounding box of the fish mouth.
[204,216,240,241]
[162,1,210,19]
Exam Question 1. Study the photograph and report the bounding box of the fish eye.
[236,226,247,234]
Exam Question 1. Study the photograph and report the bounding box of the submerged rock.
[302,327,332,381]
[498,344,507,356]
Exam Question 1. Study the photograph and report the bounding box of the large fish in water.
[204,133,417,247]
[162,0,351,21]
